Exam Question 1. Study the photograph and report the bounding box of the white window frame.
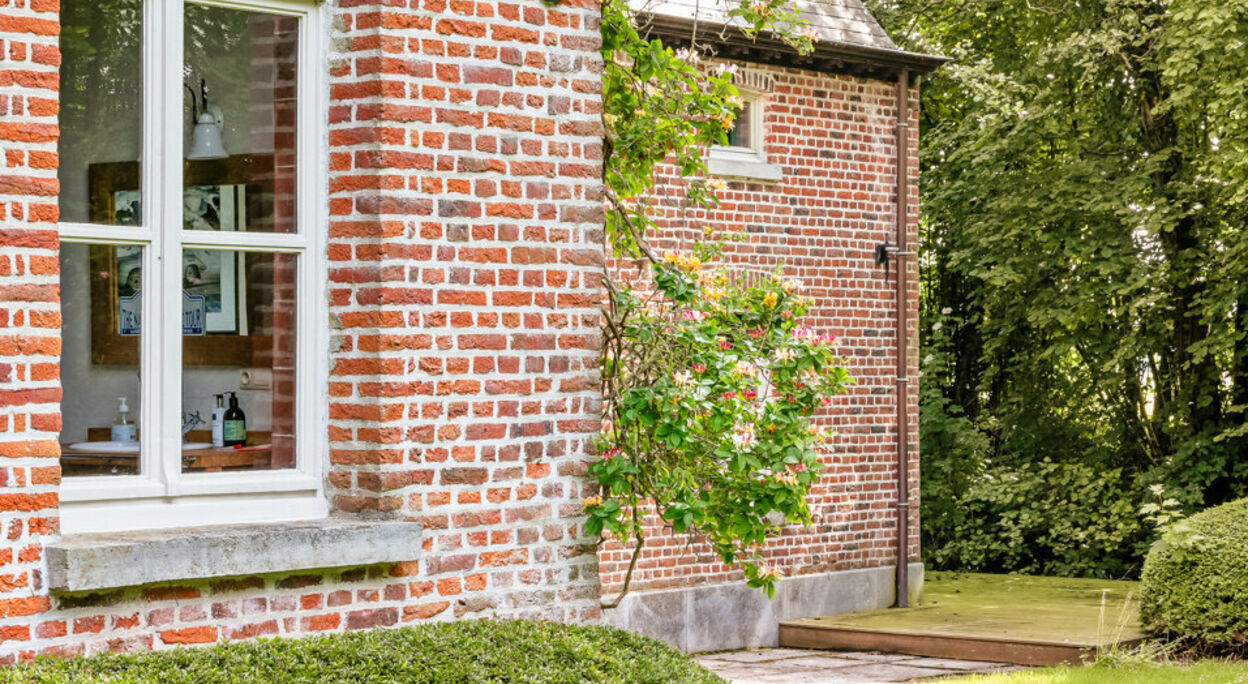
[709,91,783,182]
[58,0,329,534]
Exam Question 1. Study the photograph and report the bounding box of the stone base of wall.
[600,563,925,653]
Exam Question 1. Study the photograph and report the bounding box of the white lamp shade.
[188,111,227,160]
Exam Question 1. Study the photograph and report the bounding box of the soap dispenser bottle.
[210,394,226,448]
[223,391,247,447]
[112,396,137,443]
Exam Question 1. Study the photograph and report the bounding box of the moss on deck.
[793,572,1143,646]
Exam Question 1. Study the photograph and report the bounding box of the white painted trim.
[58,0,328,534]
[708,146,783,182]
[60,493,329,535]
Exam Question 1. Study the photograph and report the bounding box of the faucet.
[181,410,204,443]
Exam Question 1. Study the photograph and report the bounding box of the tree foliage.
[870,0,1248,576]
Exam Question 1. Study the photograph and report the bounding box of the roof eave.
[642,15,950,78]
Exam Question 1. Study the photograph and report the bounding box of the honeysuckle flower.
[748,328,764,339]
[673,370,694,388]
[707,179,728,193]
[719,116,734,130]
[733,361,758,377]
[820,396,833,407]
[721,391,737,401]
[816,333,837,346]
[582,495,603,509]
[692,363,707,374]
[791,462,807,473]
[705,287,726,301]
[761,291,778,309]
[775,471,796,485]
[757,564,782,579]
[740,390,757,400]
[732,422,756,448]
[717,337,732,350]
[715,63,740,76]
[602,447,622,460]
[806,423,829,443]
[802,26,820,41]
[782,278,803,294]
[790,326,815,340]
[773,347,795,362]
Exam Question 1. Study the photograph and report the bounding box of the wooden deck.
[779,572,1145,666]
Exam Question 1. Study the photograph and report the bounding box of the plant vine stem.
[605,187,661,265]
[600,510,646,610]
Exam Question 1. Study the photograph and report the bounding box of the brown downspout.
[893,68,911,608]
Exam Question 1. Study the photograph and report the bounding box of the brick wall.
[0,0,607,661]
[598,63,920,595]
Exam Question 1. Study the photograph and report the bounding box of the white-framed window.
[56,0,327,534]
[709,90,783,181]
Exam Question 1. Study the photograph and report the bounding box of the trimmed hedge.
[0,620,725,683]
[1139,497,1248,654]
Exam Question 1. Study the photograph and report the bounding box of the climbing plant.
[589,0,851,603]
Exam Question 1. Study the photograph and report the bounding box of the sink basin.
[68,441,138,453]
[66,442,215,453]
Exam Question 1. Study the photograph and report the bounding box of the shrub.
[1139,497,1248,654]
[0,620,725,684]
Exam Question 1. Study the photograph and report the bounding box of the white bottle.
[210,394,226,448]
[111,396,137,443]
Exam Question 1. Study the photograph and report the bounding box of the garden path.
[697,648,1027,683]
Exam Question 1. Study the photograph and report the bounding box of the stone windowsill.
[46,519,423,593]
[708,146,783,182]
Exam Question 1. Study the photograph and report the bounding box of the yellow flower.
[762,291,778,309]
[582,495,604,509]
[704,287,725,301]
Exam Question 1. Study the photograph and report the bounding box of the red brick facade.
[598,64,920,595]
[0,0,923,662]
[0,0,606,660]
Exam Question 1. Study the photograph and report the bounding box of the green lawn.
[789,571,1142,646]
[944,662,1248,683]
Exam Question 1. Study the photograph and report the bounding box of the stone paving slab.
[698,648,1027,683]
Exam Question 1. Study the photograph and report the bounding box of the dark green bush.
[1140,497,1248,654]
[0,619,725,684]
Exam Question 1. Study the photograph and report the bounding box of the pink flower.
[790,326,814,341]
[820,396,833,406]
[748,328,764,339]
[692,364,707,374]
[602,447,622,460]
[732,423,756,448]
[816,333,838,346]
[722,392,737,401]
[718,339,733,351]
[740,390,757,400]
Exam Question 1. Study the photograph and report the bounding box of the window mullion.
[155,0,187,495]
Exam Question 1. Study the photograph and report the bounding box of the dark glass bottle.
[223,391,247,447]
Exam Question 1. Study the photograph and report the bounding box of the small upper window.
[726,96,757,151]
[709,91,781,181]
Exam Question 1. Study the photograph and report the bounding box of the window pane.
[59,243,144,476]
[183,4,298,234]
[181,250,297,472]
[58,0,144,226]
[728,104,752,148]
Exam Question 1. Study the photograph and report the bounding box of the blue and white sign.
[182,290,206,336]
[118,292,141,336]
